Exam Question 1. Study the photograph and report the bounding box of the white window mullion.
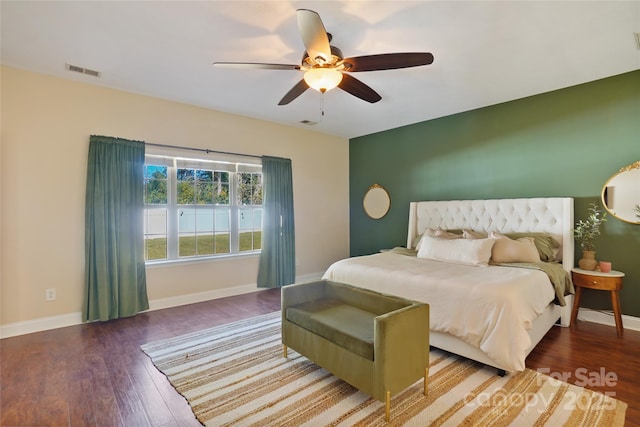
[167,161,179,259]
[229,171,239,253]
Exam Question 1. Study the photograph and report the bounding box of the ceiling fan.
[213,9,434,105]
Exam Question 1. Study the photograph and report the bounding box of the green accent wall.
[349,70,640,317]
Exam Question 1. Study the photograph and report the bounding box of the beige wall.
[0,66,350,332]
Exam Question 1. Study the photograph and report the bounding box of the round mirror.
[363,184,390,219]
[601,161,640,224]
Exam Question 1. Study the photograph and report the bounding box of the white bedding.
[322,252,556,372]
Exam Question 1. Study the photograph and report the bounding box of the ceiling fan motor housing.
[302,45,344,69]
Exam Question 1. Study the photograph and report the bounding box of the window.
[143,153,262,262]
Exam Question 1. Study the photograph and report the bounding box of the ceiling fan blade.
[296,9,331,64]
[338,73,381,103]
[278,79,309,105]
[342,53,434,72]
[213,62,300,71]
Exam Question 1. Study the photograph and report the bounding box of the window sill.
[145,251,261,269]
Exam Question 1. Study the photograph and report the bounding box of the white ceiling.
[2,1,639,139]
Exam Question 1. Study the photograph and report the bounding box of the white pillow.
[413,227,461,248]
[489,232,541,263]
[462,229,487,239]
[425,227,462,239]
[417,235,495,267]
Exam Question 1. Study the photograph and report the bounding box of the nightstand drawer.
[572,272,622,290]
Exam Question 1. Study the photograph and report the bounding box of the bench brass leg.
[385,390,391,422]
[424,368,429,395]
[283,345,288,358]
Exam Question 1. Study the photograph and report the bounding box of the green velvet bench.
[281,280,430,421]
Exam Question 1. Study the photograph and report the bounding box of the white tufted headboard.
[407,198,574,272]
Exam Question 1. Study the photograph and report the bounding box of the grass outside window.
[145,231,261,261]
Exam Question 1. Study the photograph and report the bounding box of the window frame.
[144,152,262,264]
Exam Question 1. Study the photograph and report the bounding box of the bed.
[323,197,575,373]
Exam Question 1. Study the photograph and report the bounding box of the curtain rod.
[145,142,262,160]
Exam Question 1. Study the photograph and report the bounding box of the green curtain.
[257,156,296,288]
[83,135,149,322]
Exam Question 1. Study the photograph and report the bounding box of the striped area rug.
[141,312,626,426]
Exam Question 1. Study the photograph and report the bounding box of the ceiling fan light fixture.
[304,67,342,92]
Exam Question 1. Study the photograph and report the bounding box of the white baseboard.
[292,272,325,284]
[3,280,636,339]
[577,308,640,331]
[148,283,261,311]
[0,312,84,339]
[0,272,325,339]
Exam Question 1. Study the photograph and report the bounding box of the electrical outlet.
[45,288,56,301]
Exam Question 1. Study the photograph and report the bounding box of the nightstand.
[571,267,625,336]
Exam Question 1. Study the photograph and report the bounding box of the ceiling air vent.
[65,63,101,77]
[299,120,318,126]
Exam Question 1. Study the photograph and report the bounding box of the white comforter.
[322,252,556,372]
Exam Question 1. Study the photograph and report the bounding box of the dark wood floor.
[1,288,638,426]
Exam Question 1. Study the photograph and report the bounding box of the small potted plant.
[574,203,607,270]
[635,204,640,222]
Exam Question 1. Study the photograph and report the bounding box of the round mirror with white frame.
[601,160,640,224]
[363,184,391,219]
